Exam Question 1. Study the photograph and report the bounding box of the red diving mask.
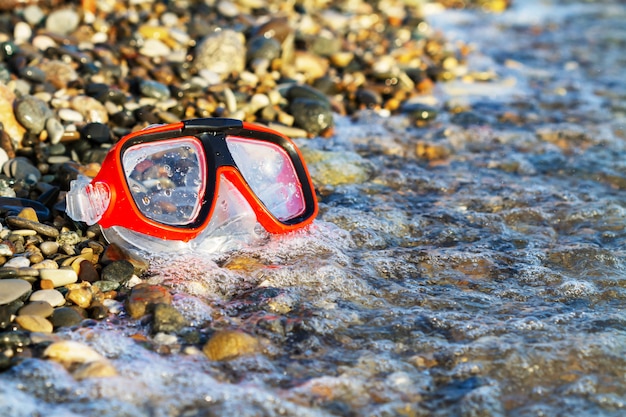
[66,118,318,253]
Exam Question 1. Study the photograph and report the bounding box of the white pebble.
[58,108,85,123]
[14,22,33,44]
[44,340,107,365]
[91,32,109,44]
[32,35,57,51]
[39,268,78,287]
[23,5,45,25]
[4,256,30,268]
[140,38,171,58]
[30,289,66,307]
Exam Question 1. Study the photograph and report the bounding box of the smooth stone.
[290,97,334,136]
[45,8,80,35]
[44,340,106,365]
[3,257,30,268]
[246,35,281,62]
[72,360,118,380]
[17,207,38,222]
[39,268,78,287]
[30,289,65,307]
[13,22,32,43]
[15,315,53,333]
[31,259,58,270]
[92,280,119,292]
[80,122,110,144]
[0,243,13,257]
[18,300,53,317]
[19,66,45,83]
[3,158,42,183]
[14,95,52,135]
[152,303,188,334]
[46,117,65,145]
[140,38,171,57]
[0,279,31,305]
[78,260,99,283]
[58,108,84,123]
[88,303,108,320]
[50,306,84,328]
[139,80,171,100]
[101,260,134,284]
[203,330,260,361]
[0,267,19,279]
[0,304,12,328]
[5,216,59,238]
[39,241,59,256]
[125,283,172,319]
[70,95,109,124]
[23,5,45,25]
[56,231,80,245]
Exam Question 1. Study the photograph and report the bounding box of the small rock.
[46,117,64,145]
[66,283,92,308]
[0,278,31,305]
[0,84,26,144]
[125,283,172,319]
[70,95,109,124]
[17,207,38,222]
[78,260,99,283]
[18,300,53,317]
[203,330,260,361]
[3,158,42,184]
[30,289,65,307]
[39,268,78,288]
[44,340,118,379]
[5,216,59,238]
[58,108,84,123]
[14,95,52,135]
[45,8,80,35]
[289,98,334,136]
[80,123,110,144]
[194,29,246,80]
[50,306,84,328]
[39,60,78,89]
[72,360,118,380]
[101,260,134,284]
[3,257,30,268]
[140,80,171,100]
[15,314,53,333]
[140,38,171,58]
[39,241,59,256]
[152,303,188,334]
[101,243,149,275]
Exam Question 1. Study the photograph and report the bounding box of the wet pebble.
[44,340,117,379]
[78,260,99,283]
[126,283,172,319]
[140,80,171,101]
[14,95,52,135]
[3,256,30,268]
[17,300,53,317]
[152,303,188,334]
[80,123,110,144]
[39,241,59,256]
[14,314,53,333]
[203,329,260,361]
[0,279,31,305]
[50,306,84,328]
[3,158,42,183]
[290,98,334,136]
[101,260,134,284]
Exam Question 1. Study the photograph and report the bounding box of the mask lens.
[122,138,206,225]
[226,136,306,221]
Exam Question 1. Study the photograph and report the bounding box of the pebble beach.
[1,0,626,416]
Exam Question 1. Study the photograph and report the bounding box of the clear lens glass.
[122,138,205,225]
[226,136,306,221]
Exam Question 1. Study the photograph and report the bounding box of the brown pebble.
[17,207,39,222]
[5,216,59,238]
[203,330,260,361]
[125,283,172,319]
[15,314,54,333]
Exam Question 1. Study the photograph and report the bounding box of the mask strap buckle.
[66,176,111,225]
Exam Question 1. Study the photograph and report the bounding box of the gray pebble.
[5,216,59,238]
[193,29,246,80]
[14,95,52,135]
[18,300,53,317]
[2,157,42,184]
[140,80,171,100]
[0,279,31,305]
[101,260,134,284]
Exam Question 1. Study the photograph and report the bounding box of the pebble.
[80,123,110,144]
[3,158,42,183]
[5,216,59,238]
[15,315,53,333]
[3,257,30,268]
[152,303,188,334]
[45,8,80,35]
[30,289,66,307]
[194,29,246,80]
[18,300,53,318]
[203,330,260,361]
[140,80,171,101]
[14,95,52,135]
[125,283,172,319]
[101,260,134,284]
[39,268,78,288]
[0,279,31,305]
[78,260,99,283]
[44,340,118,379]
[66,283,93,309]
[46,118,65,145]
[50,306,84,328]
[39,241,59,256]
[0,84,26,143]
[58,108,85,123]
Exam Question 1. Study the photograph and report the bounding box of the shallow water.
[3,0,626,416]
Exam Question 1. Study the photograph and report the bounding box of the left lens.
[122,138,205,225]
[226,136,306,221]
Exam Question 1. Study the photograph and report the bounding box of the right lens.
[226,136,306,221]
[122,137,206,225]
